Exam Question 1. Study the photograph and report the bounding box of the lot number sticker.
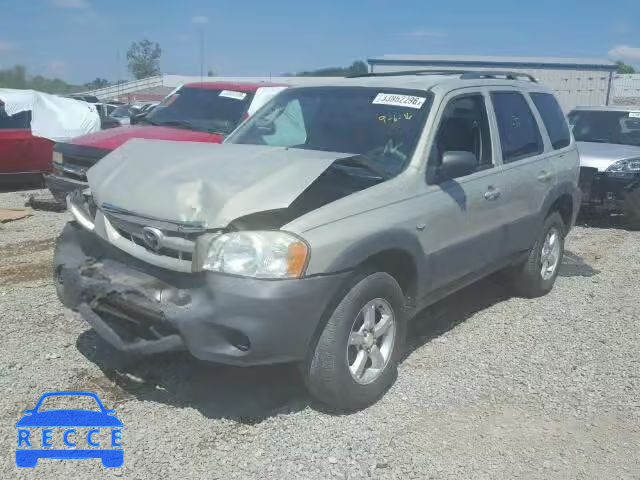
[219,90,247,101]
[373,93,426,109]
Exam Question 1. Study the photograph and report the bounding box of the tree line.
[0,65,112,94]
[14,35,632,92]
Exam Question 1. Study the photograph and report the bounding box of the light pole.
[199,27,205,82]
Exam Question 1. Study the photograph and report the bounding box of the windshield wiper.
[150,119,198,130]
[207,128,229,135]
[335,155,392,179]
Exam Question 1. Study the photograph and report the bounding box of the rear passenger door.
[529,92,577,203]
[422,90,507,289]
[487,91,551,255]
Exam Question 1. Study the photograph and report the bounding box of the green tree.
[0,65,28,89]
[0,65,84,94]
[616,61,636,74]
[126,39,162,79]
[346,61,368,76]
[85,77,110,89]
[294,60,369,77]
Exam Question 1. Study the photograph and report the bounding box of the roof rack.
[459,71,538,83]
[347,69,469,78]
[346,69,538,83]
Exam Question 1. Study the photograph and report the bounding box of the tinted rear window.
[530,92,571,150]
[568,110,640,147]
[0,106,31,129]
[491,92,544,163]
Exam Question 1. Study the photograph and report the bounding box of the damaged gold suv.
[55,71,580,410]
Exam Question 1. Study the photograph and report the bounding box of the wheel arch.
[324,229,426,305]
[540,181,578,231]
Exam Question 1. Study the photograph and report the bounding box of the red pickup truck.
[45,81,287,202]
[0,103,54,183]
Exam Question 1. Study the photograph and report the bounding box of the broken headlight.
[67,189,96,231]
[195,231,309,279]
[606,158,640,178]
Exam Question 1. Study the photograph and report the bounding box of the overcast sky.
[1,0,639,83]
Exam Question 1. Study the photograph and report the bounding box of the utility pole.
[199,27,205,83]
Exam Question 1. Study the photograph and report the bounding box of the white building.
[368,55,618,111]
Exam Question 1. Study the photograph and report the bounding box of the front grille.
[93,294,179,343]
[105,212,199,262]
[59,151,108,181]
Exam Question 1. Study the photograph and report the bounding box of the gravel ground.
[0,188,639,479]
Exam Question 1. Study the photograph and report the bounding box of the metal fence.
[612,74,640,106]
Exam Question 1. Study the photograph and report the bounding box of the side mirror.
[254,119,275,136]
[439,151,478,180]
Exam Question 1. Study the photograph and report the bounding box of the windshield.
[145,86,254,134]
[111,105,132,117]
[227,86,433,177]
[568,110,640,147]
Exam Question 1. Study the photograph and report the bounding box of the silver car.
[55,71,580,410]
[569,106,640,226]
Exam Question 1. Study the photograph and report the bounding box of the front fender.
[316,228,428,299]
[325,229,424,272]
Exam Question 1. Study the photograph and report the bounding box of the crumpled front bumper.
[44,173,88,204]
[579,167,640,211]
[54,222,349,366]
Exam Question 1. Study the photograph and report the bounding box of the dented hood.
[87,138,348,228]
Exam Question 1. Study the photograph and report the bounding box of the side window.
[428,94,493,179]
[491,92,543,163]
[261,99,308,147]
[530,92,571,150]
[0,106,31,130]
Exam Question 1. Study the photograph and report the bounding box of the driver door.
[418,90,507,291]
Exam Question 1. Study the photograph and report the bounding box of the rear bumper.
[44,173,88,204]
[54,222,349,366]
[579,167,640,211]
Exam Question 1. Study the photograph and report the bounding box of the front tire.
[303,272,406,411]
[509,212,565,298]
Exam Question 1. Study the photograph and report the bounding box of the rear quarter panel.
[0,129,53,174]
[29,135,55,173]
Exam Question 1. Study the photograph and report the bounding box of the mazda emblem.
[141,227,163,252]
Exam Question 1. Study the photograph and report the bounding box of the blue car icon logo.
[15,391,123,468]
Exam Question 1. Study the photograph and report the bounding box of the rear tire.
[303,272,406,411]
[509,212,565,298]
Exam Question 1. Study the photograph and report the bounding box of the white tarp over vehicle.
[0,88,100,142]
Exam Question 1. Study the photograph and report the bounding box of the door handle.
[483,187,501,201]
[537,170,553,183]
